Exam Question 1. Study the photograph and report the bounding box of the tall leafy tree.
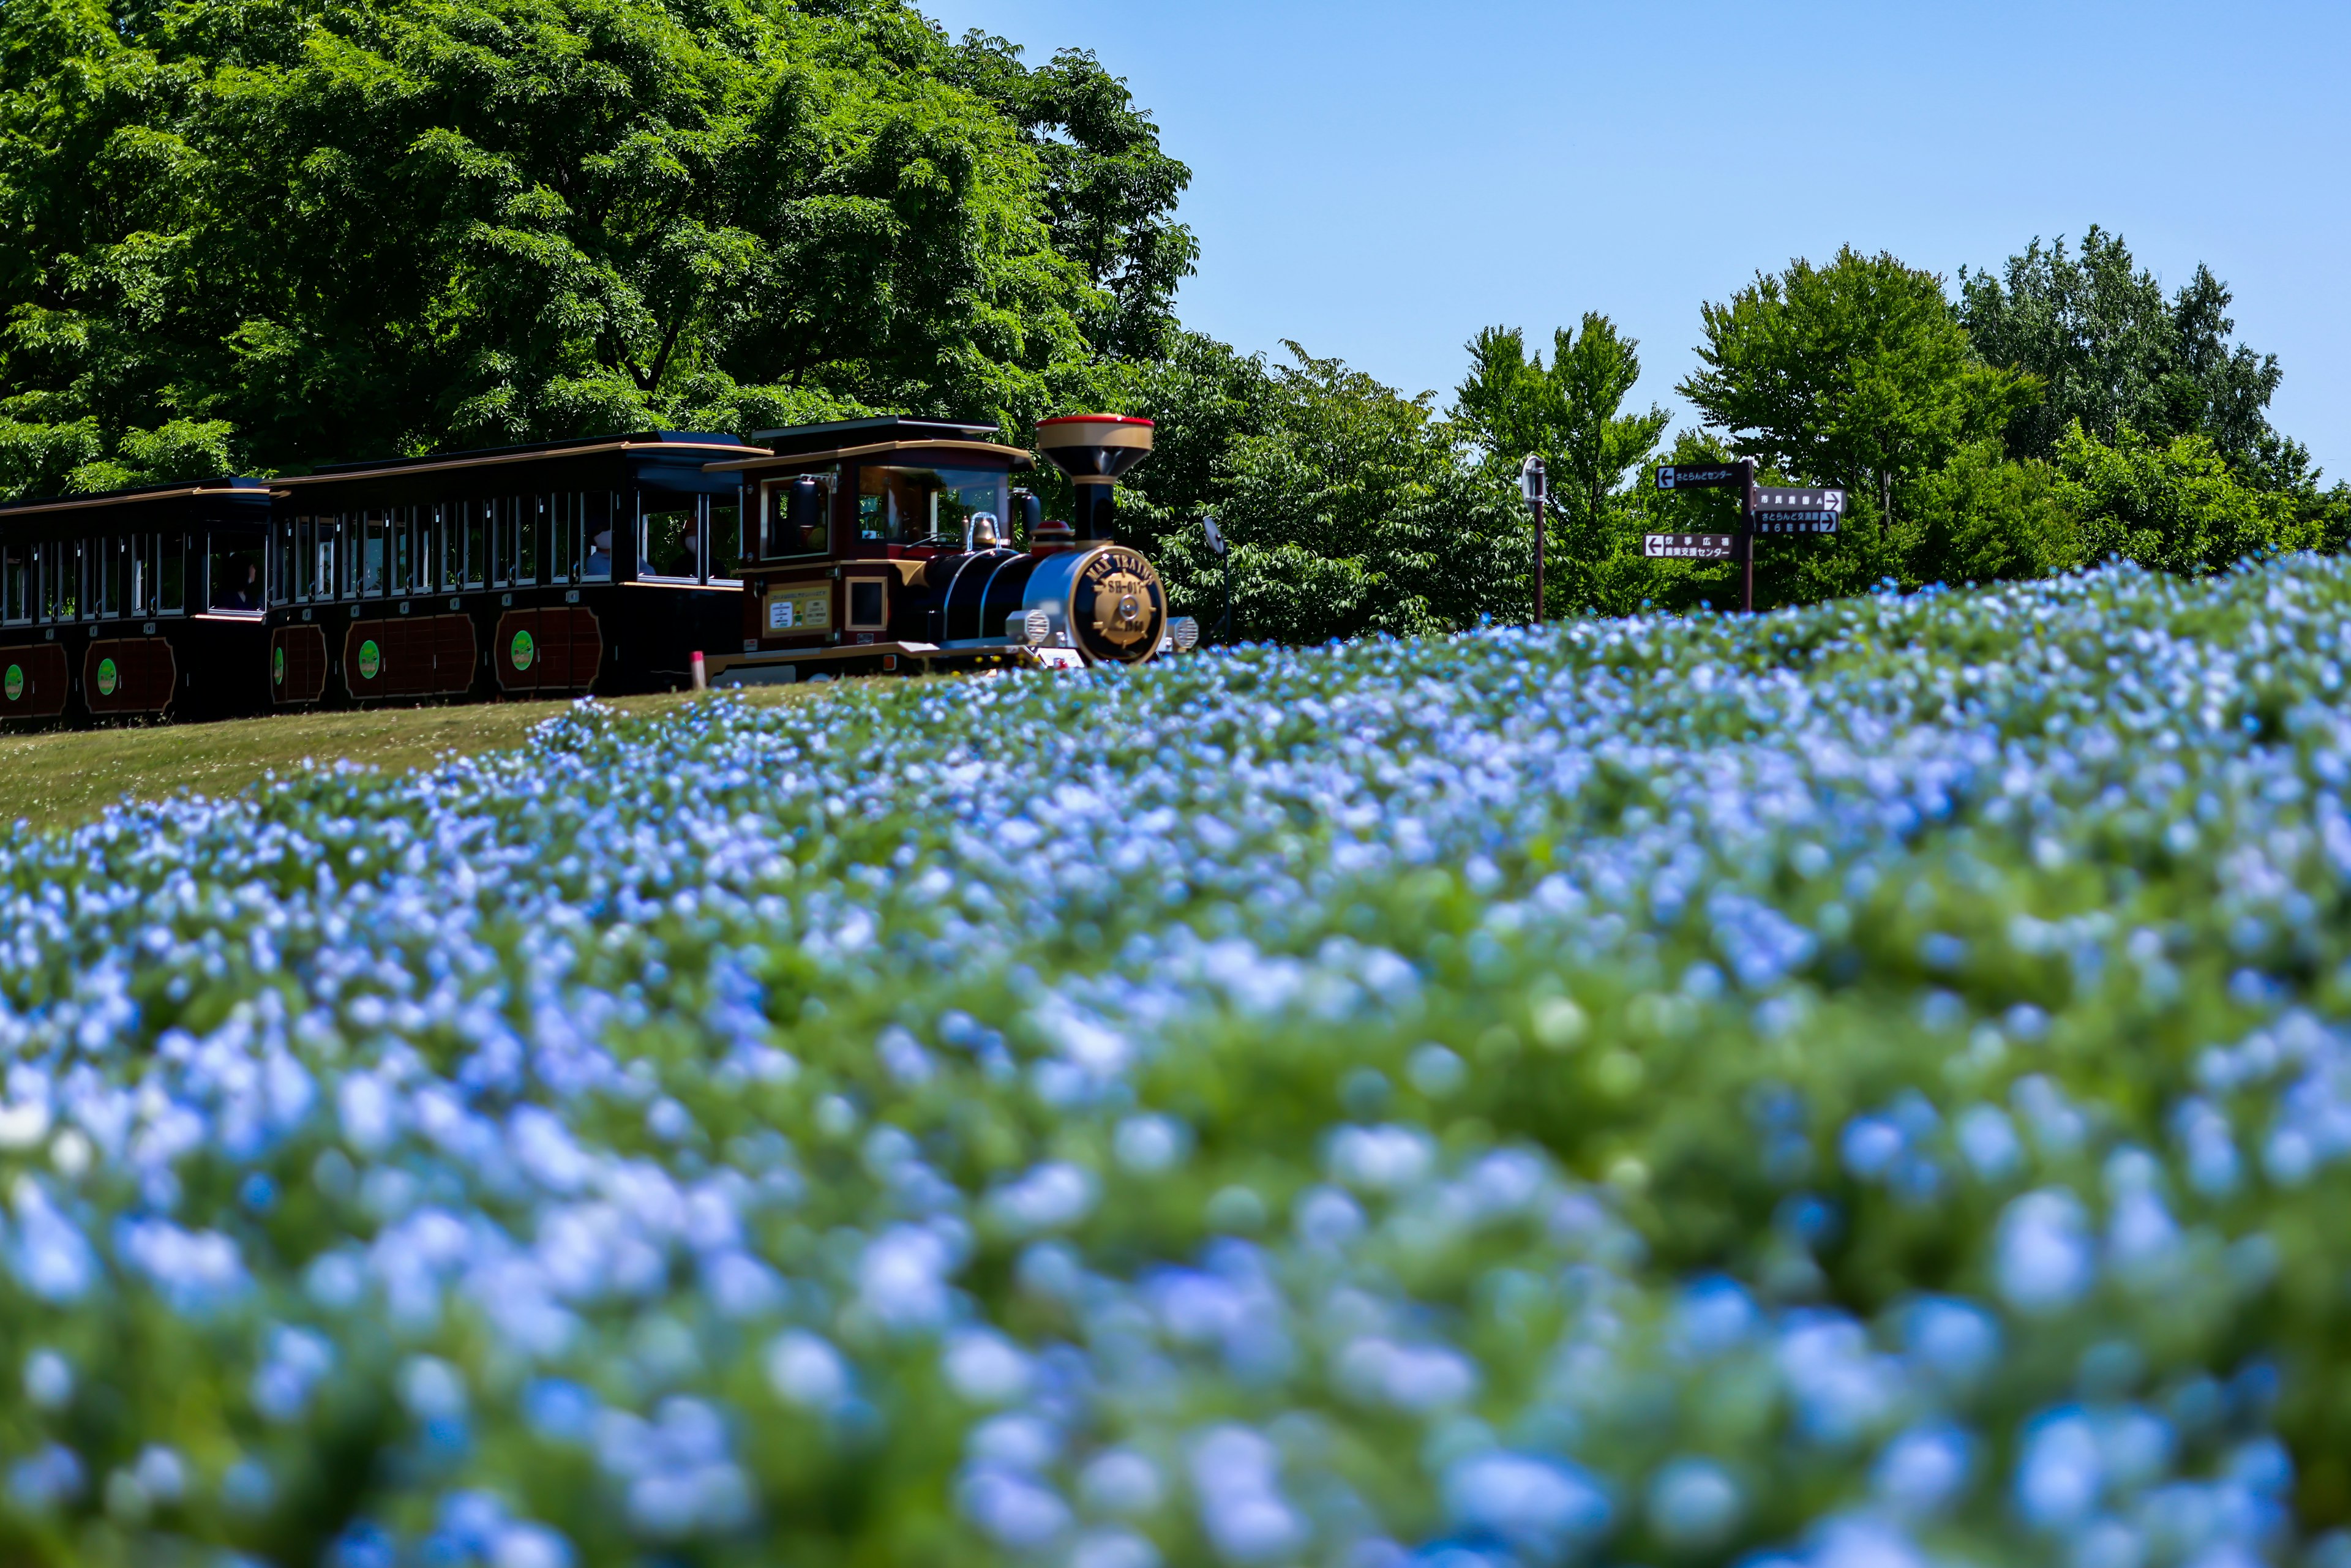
[942,33,1198,362]
[1131,342,1524,643]
[1678,246,2036,534]
[1452,314,1668,612]
[0,0,1189,493]
[1958,227,2282,463]
[2052,421,2315,576]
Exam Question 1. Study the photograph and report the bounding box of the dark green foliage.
[1135,343,1527,645]
[2052,421,2318,575]
[1958,227,2283,463]
[1678,246,2038,534]
[0,0,1192,489]
[942,32,1198,362]
[1452,315,1669,617]
[1895,439,2080,588]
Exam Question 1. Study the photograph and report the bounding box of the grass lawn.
[0,688,820,832]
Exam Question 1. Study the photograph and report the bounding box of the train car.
[0,415,1187,726]
[263,432,762,710]
[705,413,1195,686]
[0,477,274,725]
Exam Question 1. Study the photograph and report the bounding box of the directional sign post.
[1652,459,1849,613]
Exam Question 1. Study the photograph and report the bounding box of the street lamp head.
[1202,513,1224,554]
[1519,454,1546,501]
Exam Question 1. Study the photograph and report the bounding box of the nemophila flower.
[6,559,2351,1561]
[1996,1189,2097,1313]
[1442,1450,1611,1560]
[1645,1456,1743,1548]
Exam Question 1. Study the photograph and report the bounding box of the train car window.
[209,536,264,613]
[272,522,294,607]
[639,497,698,580]
[389,507,412,595]
[94,536,122,619]
[583,493,615,580]
[356,511,386,596]
[32,543,58,622]
[40,541,81,622]
[312,519,339,601]
[491,497,536,586]
[546,493,587,585]
[710,497,746,581]
[129,534,153,615]
[454,500,485,589]
[159,532,184,614]
[857,465,1008,547]
[1,546,25,624]
[487,499,511,587]
[762,471,833,558]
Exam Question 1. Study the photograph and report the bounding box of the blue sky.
[918,0,2350,478]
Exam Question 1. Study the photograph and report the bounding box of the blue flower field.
[4,560,2351,1568]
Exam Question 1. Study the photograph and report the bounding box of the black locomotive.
[0,415,1191,725]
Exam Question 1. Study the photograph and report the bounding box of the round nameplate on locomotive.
[274,647,285,686]
[511,629,536,671]
[1071,545,1166,664]
[358,640,381,681]
[3,665,20,703]
[96,658,119,697]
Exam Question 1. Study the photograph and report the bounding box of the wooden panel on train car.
[495,607,602,694]
[0,644,71,720]
[547,607,604,690]
[343,616,476,700]
[272,625,329,705]
[83,637,177,715]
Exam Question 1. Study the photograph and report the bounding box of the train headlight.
[1169,616,1200,653]
[1007,608,1052,646]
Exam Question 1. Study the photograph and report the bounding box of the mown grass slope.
[0,688,819,831]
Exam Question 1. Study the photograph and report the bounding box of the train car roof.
[0,476,272,536]
[271,431,765,503]
[708,439,1035,476]
[747,416,1002,457]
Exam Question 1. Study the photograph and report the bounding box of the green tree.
[1138,343,1524,644]
[942,34,1198,362]
[1452,315,1668,613]
[1958,226,2283,463]
[2052,421,2315,576]
[0,0,1188,494]
[1896,439,2081,588]
[1678,246,2037,535]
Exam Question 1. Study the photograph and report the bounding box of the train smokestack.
[1035,415,1153,541]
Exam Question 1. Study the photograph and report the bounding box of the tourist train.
[0,415,1193,724]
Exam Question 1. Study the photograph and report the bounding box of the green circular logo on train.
[2,665,20,703]
[273,645,285,686]
[510,628,536,671]
[95,658,118,697]
[358,639,381,680]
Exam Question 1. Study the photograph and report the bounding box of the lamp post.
[1202,512,1231,645]
[1520,455,1547,625]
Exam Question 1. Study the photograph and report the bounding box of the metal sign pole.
[1521,456,1547,626]
[1203,514,1231,645]
[1738,456,1757,615]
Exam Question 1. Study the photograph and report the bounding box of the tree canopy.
[1677,247,2037,534]
[1958,226,2282,464]
[0,0,1191,491]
